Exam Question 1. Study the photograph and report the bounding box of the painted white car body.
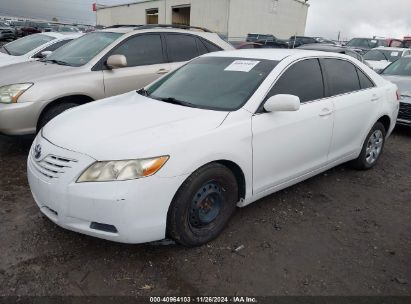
[0,32,82,67]
[28,49,399,244]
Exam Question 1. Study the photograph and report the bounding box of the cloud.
[305,0,411,40]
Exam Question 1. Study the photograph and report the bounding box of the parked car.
[0,25,233,135]
[345,38,388,55]
[297,43,371,67]
[27,49,399,246]
[381,56,411,126]
[9,20,26,37]
[313,37,337,45]
[363,47,411,73]
[403,37,411,49]
[0,32,82,68]
[0,21,16,40]
[21,21,53,36]
[245,34,288,48]
[246,33,274,42]
[57,26,81,33]
[234,42,263,49]
[288,36,319,48]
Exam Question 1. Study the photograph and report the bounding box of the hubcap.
[365,130,383,165]
[189,182,223,228]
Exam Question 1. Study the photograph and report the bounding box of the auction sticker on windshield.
[224,60,260,72]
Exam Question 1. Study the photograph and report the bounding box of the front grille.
[398,102,411,121]
[31,154,77,179]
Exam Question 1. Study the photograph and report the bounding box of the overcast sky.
[0,0,410,39]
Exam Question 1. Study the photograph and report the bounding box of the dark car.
[0,21,16,40]
[9,20,26,37]
[288,36,319,48]
[21,22,53,36]
[233,42,263,49]
[345,38,388,55]
[245,33,288,49]
[297,43,371,67]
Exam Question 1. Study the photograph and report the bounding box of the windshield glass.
[3,34,55,56]
[364,49,403,62]
[347,38,387,48]
[382,57,411,76]
[147,57,278,111]
[46,32,122,67]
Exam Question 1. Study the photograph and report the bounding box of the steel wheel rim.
[366,130,383,164]
[189,181,223,228]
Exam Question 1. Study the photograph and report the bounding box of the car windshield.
[46,32,122,67]
[347,38,387,48]
[364,49,403,62]
[147,56,278,111]
[381,57,411,76]
[1,34,55,56]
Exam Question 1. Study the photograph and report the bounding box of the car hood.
[0,60,75,85]
[42,92,229,160]
[0,52,26,67]
[383,75,411,96]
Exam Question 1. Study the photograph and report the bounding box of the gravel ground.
[0,126,410,297]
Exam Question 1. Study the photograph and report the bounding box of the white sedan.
[0,32,82,67]
[28,49,399,246]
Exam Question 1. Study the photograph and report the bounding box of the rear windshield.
[1,34,55,56]
[364,49,403,62]
[347,38,387,48]
[382,57,411,76]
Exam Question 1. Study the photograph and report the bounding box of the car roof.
[43,32,83,39]
[298,43,348,52]
[203,49,347,61]
[374,46,409,51]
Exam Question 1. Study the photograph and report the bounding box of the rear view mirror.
[106,54,127,69]
[264,94,300,112]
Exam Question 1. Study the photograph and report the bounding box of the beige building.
[97,0,309,40]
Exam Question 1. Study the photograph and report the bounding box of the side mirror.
[264,94,300,112]
[106,54,127,69]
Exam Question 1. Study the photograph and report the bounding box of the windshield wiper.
[137,88,149,97]
[158,97,195,108]
[42,59,73,66]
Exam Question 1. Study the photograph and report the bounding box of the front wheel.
[167,163,239,247]
[350,122,386,170]
[37,103,79,133]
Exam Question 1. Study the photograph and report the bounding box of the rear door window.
[322,59,361,96]
[165,33,199,62]
[266,58,325,103]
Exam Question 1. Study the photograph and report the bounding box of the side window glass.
[357,68,374,89]
[201,39,222,53]
[323,59,361,96]
[33,40,71,58]
[111,34,164,67]
[196,38,208,55]
[266,59,324,103]
[166,34,199,62]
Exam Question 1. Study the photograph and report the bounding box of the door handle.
[319,108,333,117]
[156,69,169,75]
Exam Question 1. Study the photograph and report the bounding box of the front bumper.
[27,134,188,244]
[397,99,411,126]
[0,101,43,135]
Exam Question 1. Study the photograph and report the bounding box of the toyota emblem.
[34,144,42,160]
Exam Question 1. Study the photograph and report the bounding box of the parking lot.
[0,124,410,296]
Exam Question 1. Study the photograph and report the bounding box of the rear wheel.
[350,122,386,170]
[37,103,79,133]
[167,163,238,247]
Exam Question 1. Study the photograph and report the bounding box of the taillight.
[396,90,401,101]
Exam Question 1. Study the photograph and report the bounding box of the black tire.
[167,163,239,247]
[37,103,79,132]
[350,122,386,170]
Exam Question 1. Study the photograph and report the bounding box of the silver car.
[0,25,233,135]
[381,56,411,126]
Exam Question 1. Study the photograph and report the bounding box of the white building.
[97,0,309,40]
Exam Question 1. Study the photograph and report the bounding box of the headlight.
[77,156,169,182]
[0,83,33,104]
